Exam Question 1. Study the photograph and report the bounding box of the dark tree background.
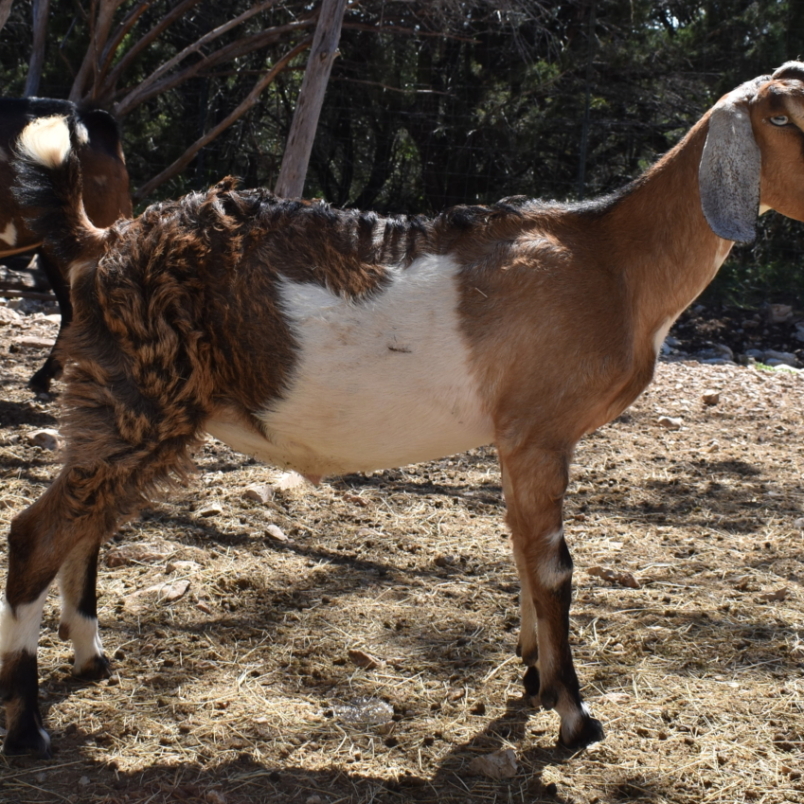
[2,0,804,305]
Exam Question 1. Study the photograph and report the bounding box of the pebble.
[266,524,288,541]
[466,748,518,780]
[25,428,62,451]
[657,416,683,430]
[243,483,274,504]
[197,501,224,517]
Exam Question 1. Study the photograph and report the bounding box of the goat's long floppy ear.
[698,102,761,243]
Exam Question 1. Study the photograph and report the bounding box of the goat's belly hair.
[203,254,495,476]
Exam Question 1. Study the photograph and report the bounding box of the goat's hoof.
[3,719,52,758]
[74,654,111,681]
[558,715,604,750]
[27,372,52,395]
[522,666,541,697]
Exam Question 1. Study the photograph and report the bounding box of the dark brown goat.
[4,64,804,759]
[0,98,131,392]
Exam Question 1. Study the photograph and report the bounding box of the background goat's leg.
[501,445,603,749]
[28,251,71,394]
[58,541,109,680]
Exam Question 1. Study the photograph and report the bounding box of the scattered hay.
[0,323,802,803]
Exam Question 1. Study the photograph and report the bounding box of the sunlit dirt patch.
[0,317,802,804]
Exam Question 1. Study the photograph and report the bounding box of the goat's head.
[699,61,804,243]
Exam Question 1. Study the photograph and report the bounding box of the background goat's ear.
[698,103,761,243]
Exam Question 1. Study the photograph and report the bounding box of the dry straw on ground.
[0,314,802,804]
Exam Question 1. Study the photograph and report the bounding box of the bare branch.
[96,0,157,89]
[102,0,206,97]
[69,0,127,101]
[133,37,312,202]
[112,0,284,113]
[113,19,314,117]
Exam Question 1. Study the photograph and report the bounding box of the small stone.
[657,416,683,430]
[25,428,62,451]
[79,776,91,786]
[197,501,224,517]
[274,471,306,491]
[305,796,323,804]
[243,483,274,504]
[466,747,518,780]
[13,334,56,350]
[348,648,384,669]
[196,600,212,614]
[165,559,201,573]
[588,566,641,588]
[764,349,799,367]
[205,791,227,804]
[124,580,190,611]
[757,587,789,603]
[765,303,793,323]
[266,524,288,541]
[0,306,21,324]
[794,518,804,530]
[701,390,720,406]
[106,542,172,567]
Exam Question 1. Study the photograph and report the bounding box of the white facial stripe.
[60,607,104,670]
[0,221,17,247]
[0,590,48,655]
[216,254,494,478]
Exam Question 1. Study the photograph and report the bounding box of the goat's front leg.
[0,485,75,758]
[501,445,603,749]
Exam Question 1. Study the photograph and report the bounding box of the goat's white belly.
[205,254,494,477]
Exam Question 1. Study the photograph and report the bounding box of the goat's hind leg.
[501,445,604,749]
[58,541,110,680]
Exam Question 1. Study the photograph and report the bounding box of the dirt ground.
[0,305,802,804]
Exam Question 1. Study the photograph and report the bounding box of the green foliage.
[3,0,804,306]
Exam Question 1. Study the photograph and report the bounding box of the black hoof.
[3,718,52,758]
[559,715,605,750]
[74,654,112,681]
[27,371,52,395]
[523,666,541,697]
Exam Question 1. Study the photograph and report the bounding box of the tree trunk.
[0,0,14,36]
[275,0,347,198]
[24,0,49,97]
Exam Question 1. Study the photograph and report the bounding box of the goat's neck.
[606,116,733,337]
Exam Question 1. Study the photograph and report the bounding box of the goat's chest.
[206,255,494,476]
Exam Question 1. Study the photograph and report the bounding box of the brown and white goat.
[0,98,131,392]
[5,63,804,758]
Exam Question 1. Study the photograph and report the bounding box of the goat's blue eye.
[770,115,789,126]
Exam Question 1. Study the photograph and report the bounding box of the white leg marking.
[60,604,104,671]
[537,534,573,589]
[0,221,17,247]
[0,590,48,655]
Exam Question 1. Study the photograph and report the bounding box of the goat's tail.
[13,115,108,273]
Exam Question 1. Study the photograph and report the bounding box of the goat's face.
[752,66,804,223]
